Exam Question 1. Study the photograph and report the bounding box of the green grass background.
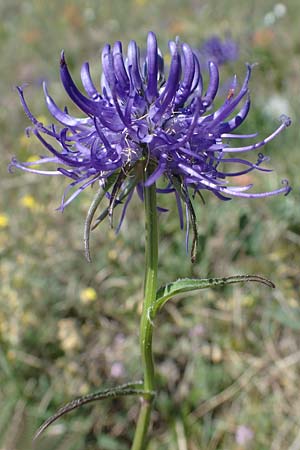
[1,0,300,449]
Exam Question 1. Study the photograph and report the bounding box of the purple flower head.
[11,32,291,254]
[200,35,239,66]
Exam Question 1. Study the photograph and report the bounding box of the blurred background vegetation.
[1,0,300,449]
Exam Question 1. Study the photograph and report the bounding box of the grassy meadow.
[0,0,300,449]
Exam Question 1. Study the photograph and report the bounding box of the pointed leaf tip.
[34,381,151,440]
[154,274,275,316]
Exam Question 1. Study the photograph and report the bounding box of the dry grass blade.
[190,360,265,421]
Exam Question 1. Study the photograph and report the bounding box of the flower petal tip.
[280,114,292,127]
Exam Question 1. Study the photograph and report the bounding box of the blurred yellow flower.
[20,195,39,211]
[36,115,48,125]
[0,214,9,228]
[108,229,116,240]
[19,116,48,147]
[108,249,118,261]
[80,287,97,304]
[242,295,255,307]
[7,350,16,361]
[19,134,31,149]
[163,53,171,66]
[21,311,38,326]
[26,155,40,169]
[58,319,82,352]
[211,344,223,363]
[79,383,90,395]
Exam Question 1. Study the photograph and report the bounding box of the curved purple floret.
[12,32,291,228]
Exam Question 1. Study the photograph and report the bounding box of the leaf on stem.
[92,174,139,230]
[84,187,107,262]
[153,275,275,316]
[84,171,121,262]
[34,381,154,440]
[170,174,199,263]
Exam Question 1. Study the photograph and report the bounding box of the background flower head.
[199,35,239,66]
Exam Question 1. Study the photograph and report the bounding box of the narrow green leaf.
[154,275,275,316]
[171,175,198,262]
[84,187,107,262]
[84,172,121,262]
[92,175,138,228]
[34,381,154,440]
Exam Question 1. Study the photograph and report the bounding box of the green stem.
[131,165,158,450]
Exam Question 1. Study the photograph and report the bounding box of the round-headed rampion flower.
[199,35,239,66]
[11,32,291,239]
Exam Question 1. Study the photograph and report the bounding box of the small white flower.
[263,94,291,120]
[264,12,276,26]
[274,3,287,18]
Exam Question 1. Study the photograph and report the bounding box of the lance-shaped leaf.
[84,171,126,262]
[153,275,275,316]
[90,172,139,229]
[34,381,154,440]
[84,186,108,262]
[171,174,198,262]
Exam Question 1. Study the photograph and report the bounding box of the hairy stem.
[131,165,158,450]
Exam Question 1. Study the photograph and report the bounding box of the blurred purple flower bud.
[235,425,254,446]
[110,361,125,378]
[189,324,205,338]
[200,35,239,66]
